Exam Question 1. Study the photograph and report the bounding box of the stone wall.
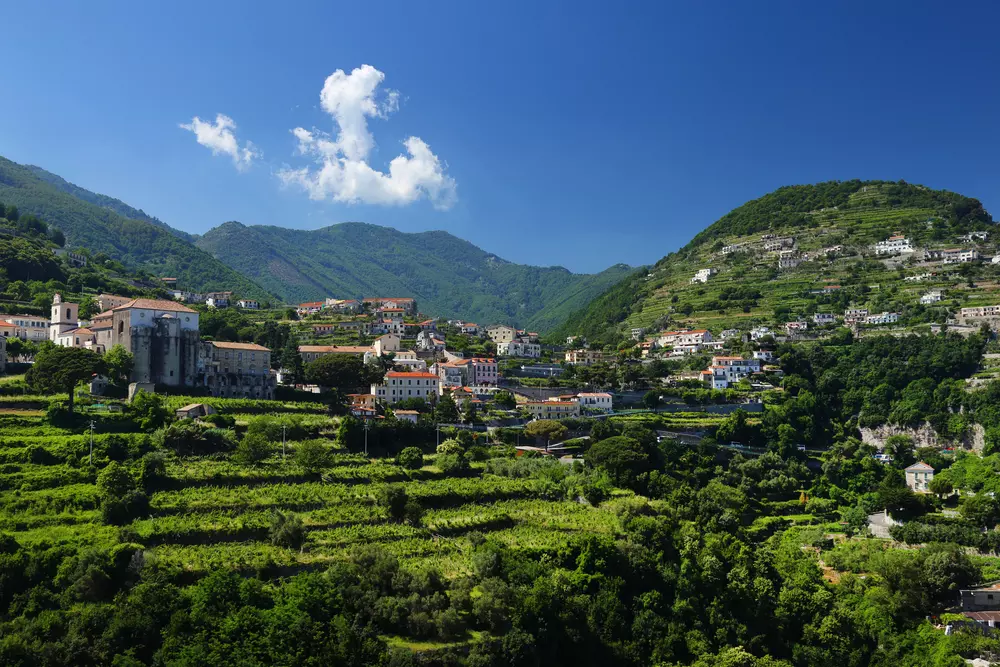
[860,421,985,453]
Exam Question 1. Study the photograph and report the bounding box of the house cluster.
[648,328,716,356]
[168,289,251,308]
[925,248,980,264]
[47,293,276,398]
[701,355,763,390]
[960,305,1000,321]
[523,391,614,420]
[297,296,410,317]
[487,325,541,358]
[842,308,899,326]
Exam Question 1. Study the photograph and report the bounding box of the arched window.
[66,308,72,320]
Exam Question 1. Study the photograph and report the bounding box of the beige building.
[372,371,439,405]
[565,349,606,366]
[199,341,275,399]
[372,334,401,356]
[524,400,580,420]
[2,314,49,342]
[905,461,934,492]
[49,293,80,341]
[486,325,518,344]
[97,293,132,311]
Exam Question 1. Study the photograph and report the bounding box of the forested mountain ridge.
[195,221,632,330]
[554,180,997,343]
[0,156,271,300]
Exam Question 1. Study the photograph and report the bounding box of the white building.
[873,235,913,255]
[49,293,79,341]
[785,321,809,335]
[372,371,439,405]
[705,355,763,389]
[656,329,712,348]
[497,339,541,358]
[690,268,717,284]
[749,326,773,341]
[720,243,747,255]
[205,292,232,308]
[752,350,776,362]
[416,330,446,351]
[630,327,646,341]
[960,231,989,243]
[920,290,943,305]
[865,312,899,325]
[236,300,260,310]
[719,328,741,340]
[777,250,801,269]
[812,313,836,326]
[577,392,613,413]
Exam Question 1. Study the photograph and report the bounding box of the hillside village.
[10,179,1000,664]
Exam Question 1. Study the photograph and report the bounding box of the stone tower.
[49,293,79,341]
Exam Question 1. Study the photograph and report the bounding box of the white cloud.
[180,113,260,171]
[279,64,456,209]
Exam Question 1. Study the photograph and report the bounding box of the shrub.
[378,486,408,521]
[294,440,330,472]
[233,433,272,466]
[436,439,464,456]
[438,454,470,476]
[397,447,424,470]
[269,510,306,550]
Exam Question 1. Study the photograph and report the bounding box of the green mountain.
[0,156,270,300]
[195,221,632,330]
[555,180,997,343]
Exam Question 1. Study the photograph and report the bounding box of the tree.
[304,354,367,390]
[524,420,568,448]
[436,439,465,455]
[378,486,408,521]
[493,391,516,410]
[397,447,424,470]
[130,390,171,431]
[96,462,148,525]
[294,440,330,472]
[641,390,661,411]
[928,475,953,498]
[885,435,916,469]
[435,393,459,423]
[103,344,134,386]
[279,338,304,384]
[26,346,104,414]
[585,436,651,487]
[234,432,271,466]
[961,493,1000,528]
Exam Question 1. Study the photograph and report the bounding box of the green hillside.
[555,180,997,343]
[0,156,270,300]
[195,221,632,330]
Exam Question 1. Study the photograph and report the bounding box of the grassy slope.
[0,156,270,300]
[195,221,632,331]
[554,180,997,343]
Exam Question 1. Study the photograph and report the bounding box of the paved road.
[868,511,893,539]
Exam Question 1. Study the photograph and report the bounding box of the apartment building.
[564,349,606,366]
[372,371,439,405]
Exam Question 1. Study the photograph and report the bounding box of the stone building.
[111,298,200,386]
[198,341,276,399]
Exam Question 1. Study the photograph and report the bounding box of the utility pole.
[282,425,287,460]
[89,420,95,465]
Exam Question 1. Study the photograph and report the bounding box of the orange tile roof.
[211,341,271,351]
[113,298,197,314]
[0,322,15,328]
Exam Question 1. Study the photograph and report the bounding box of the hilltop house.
[873,235,913,255]
[905,461,934,492]
[690,268,717,284]
[656,329,712,349]
[961,305,1000,320]
[497,339,541,358]
[205,292,232,308]
[777,250,801,269]
[706,355,762,389]
[577,392,613,413]
[813,313,836,325]
[363,297,417,315]
[785,321,809,335]
[297,301,324,316]
[236,299,260,310]
[920,290,943,305]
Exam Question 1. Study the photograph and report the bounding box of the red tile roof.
[211,341,271,351]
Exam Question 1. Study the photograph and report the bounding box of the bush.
[233,433,272,466]
[436,439,464,456]
[379,486,408,521]
[438,454,470,476]
[294,440,330,472]
[269,510,306,550]
[202,413,236,429]
[397,447,424,470]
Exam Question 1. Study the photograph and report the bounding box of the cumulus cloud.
[179,113,259,171]
[279,64,456,209]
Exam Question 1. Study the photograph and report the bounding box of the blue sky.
[2,1,999,273]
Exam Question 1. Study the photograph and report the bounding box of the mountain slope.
[0,156,270,299]
[196,221,631,330]
[23,164,194,242]
[555,180,996,343]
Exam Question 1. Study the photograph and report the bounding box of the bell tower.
[49,293,79,341]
